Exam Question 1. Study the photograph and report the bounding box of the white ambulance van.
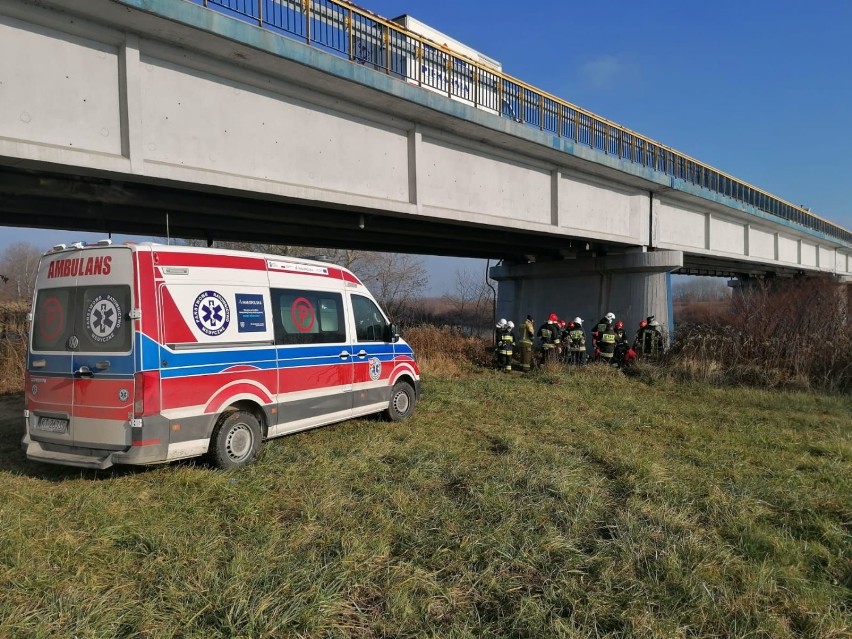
[22,242,420,469]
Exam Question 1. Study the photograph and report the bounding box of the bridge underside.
[0,164,630,261]
[0,165,827,281]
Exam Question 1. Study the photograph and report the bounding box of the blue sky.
[2,0,850,293]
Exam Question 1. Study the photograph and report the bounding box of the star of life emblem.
[368,356,382,381]
[193,290,230,336]
[86,294,122,343]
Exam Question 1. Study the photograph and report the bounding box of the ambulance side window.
[271,289,346,345]
[351,295,388,343]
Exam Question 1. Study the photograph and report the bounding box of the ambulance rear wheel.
[210,410,261,469]
[385,381,415,422]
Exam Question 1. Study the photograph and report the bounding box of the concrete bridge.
[1,0,850,333]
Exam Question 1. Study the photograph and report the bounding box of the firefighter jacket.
[593,318,613,346]
[598,327,617,359]
[568,326,586,352]
[520,319,535,345]
[496,327,515,356]
[638,326,664,356]
[537,322,558,349]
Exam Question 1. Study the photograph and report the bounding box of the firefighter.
[613,320,630,367]
[632,319,648,348]
[537,313,560,364]
[596,320,618,364]
[495,318,507,344]
[517,315,535,372]
[567,316,587,365]
[635,316,664,359]
[495,318,515,371]
[557,319,569,362]
[592,312,615,351]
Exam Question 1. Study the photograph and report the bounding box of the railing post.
[519,88,525,123]
[556,103,562,137]
[416,44,422,86]
[303,0,310,43]
[347,12,354,61]
[472,68,478,108]
[384,26,390,74]
[257,0,262,27]
[539,96,544,130]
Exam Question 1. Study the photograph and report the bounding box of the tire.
[385,381,416,422]
[209,410,261,469]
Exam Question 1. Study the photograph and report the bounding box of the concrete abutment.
[490,250,683,347]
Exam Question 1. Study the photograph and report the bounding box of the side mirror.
[386,323,400,343]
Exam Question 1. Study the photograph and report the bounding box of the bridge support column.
[490,250,683,344]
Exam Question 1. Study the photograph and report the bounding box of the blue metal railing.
[191,0,851,246]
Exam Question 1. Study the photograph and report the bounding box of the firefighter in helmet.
[495,318,515,371]
[517,315,535,372]
[634,315,664,359]
[592,312,615,356]
[567,316,587,365]
[596,320,618,364]
[538,313,560,364]
[613,320,630,367]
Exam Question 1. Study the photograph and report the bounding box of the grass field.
[0,366,850,638]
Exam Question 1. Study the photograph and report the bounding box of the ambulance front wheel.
[385,381,415,421]
[210,410,261,469]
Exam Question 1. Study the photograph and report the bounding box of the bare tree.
[353,252,429,320]
[442,268,495,331]
[0,242,42,301]
[673,277,732,302]
[179,239,429,321]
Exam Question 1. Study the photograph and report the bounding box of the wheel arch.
[220,399,269,438]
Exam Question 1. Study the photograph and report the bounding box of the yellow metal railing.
[199,0,850,245]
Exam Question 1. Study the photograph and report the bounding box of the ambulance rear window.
[32,288,74,352]
[32,285,132,353]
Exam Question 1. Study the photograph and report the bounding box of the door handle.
[356,350,368,359]
[74,366,94,378]
[338,351,350,360]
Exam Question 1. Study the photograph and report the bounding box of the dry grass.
[402,324,491,377]
[1,368,850,638]
[0,301,27,395]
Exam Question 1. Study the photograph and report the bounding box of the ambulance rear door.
[28,246,135,450]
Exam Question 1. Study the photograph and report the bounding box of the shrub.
[669,277,851,392]
[402,324,492,376]
[0,301,28,394]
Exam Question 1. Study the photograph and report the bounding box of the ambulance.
[22,242,420,469]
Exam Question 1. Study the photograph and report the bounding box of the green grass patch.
[0,371,850,638]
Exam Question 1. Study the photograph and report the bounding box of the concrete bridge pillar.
[490,250,683,347]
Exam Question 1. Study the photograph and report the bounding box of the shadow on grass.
[0,392,201,481]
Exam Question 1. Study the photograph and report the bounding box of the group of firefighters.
[494,312,665,372]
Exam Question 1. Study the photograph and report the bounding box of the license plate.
[36,417,69,433]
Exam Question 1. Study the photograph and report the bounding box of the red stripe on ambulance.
[203,382,274,414]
